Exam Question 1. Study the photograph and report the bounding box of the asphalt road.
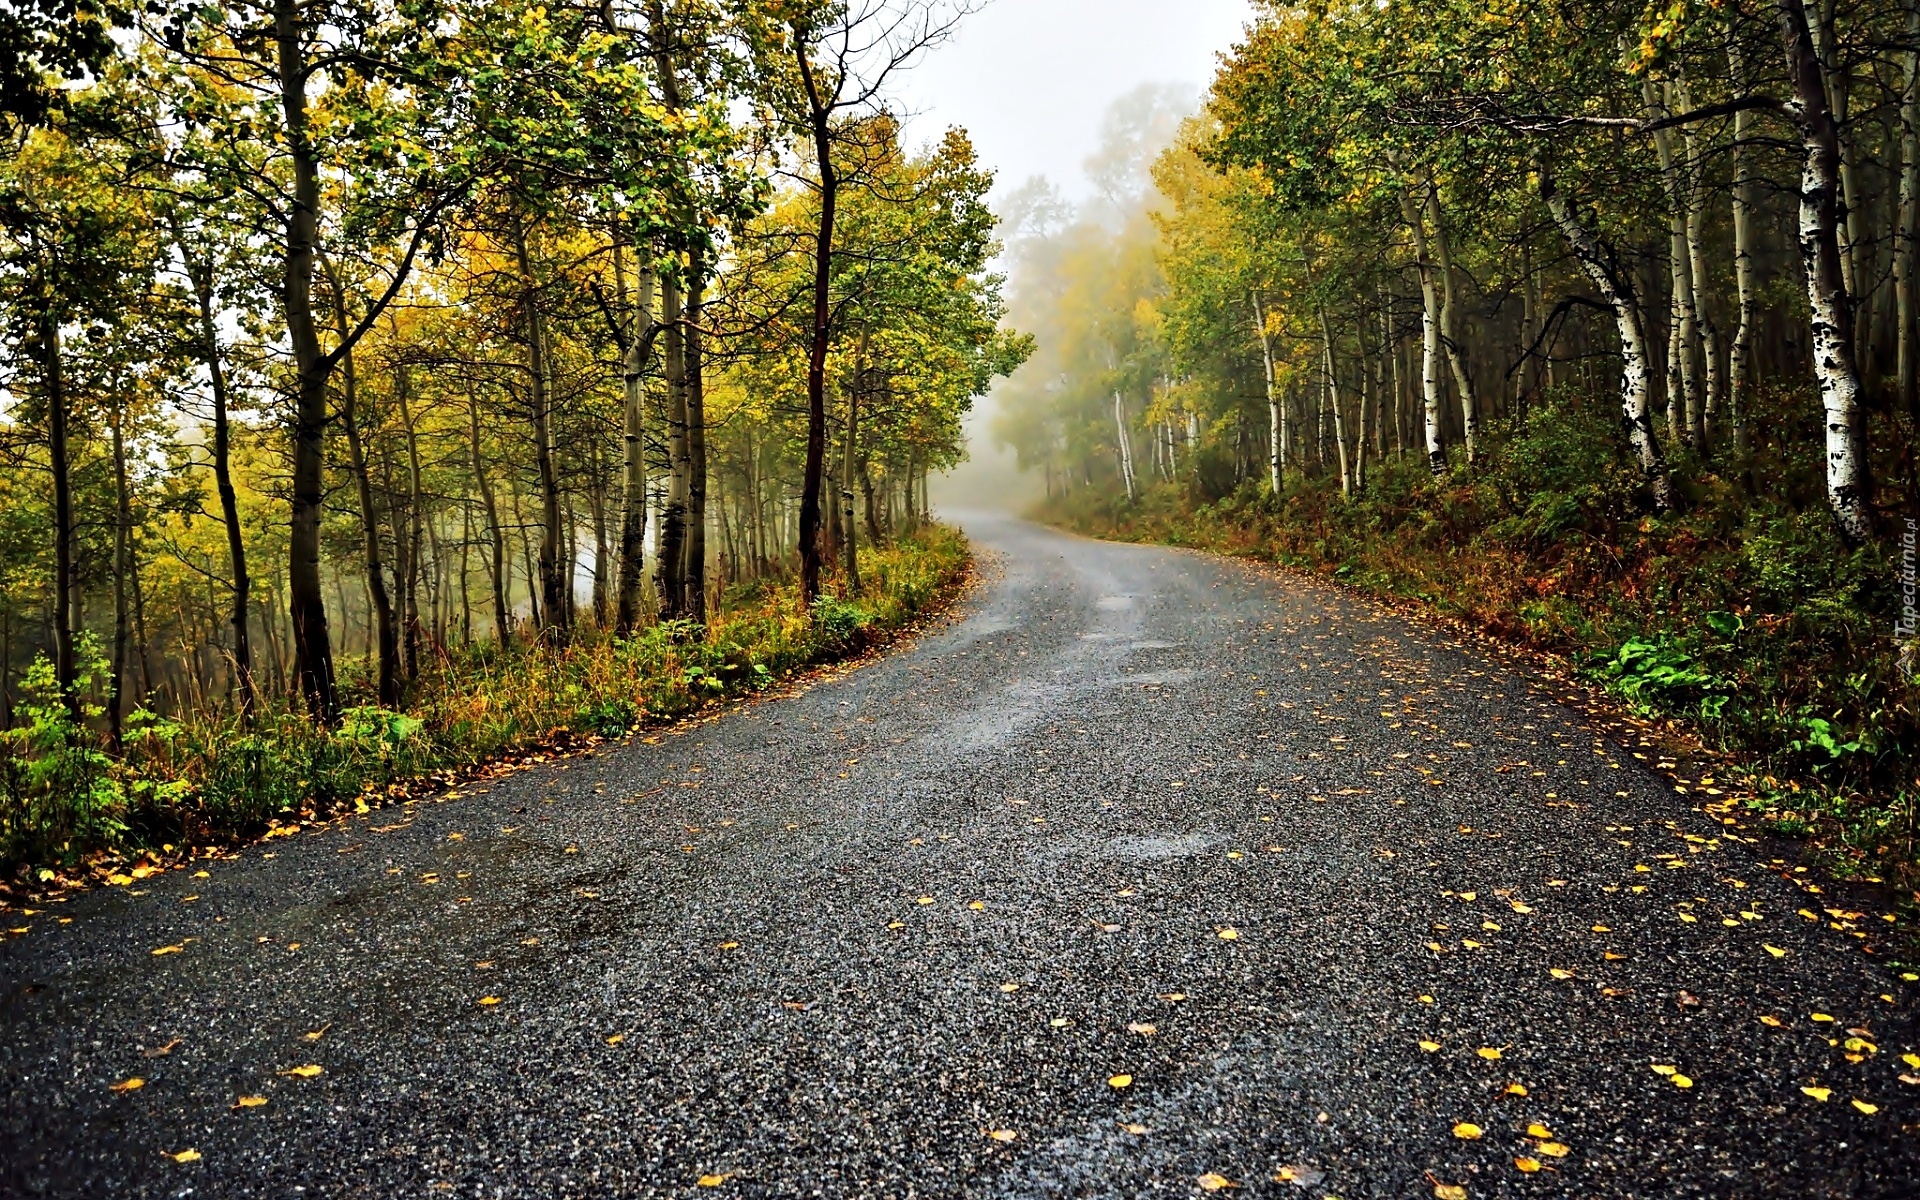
[4,513,1916,1199]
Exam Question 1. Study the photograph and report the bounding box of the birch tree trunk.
[511,219,570,634]
[1646,75,1703,449]
[1113,391,1137,501]
[1776,0,1873,543]
[1675,74,1723,446]
[1729,26,1759,481]
[1254,292,1281,491]
[1398,186,1448,474]
[1538,163,1675,511]
[1425,182,1478,462]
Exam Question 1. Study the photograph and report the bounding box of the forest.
[993,0,1920,876]
[0,0,1023,872]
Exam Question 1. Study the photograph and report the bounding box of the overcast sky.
[893,0,1256,201]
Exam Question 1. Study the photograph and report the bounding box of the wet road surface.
[4,513,1916,1198]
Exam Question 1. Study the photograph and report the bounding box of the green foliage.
[0,634,125,862]
[0,526,967,869]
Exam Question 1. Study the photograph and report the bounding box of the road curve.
[3,513,1915,1198]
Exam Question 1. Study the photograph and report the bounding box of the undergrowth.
[0,525,969,880]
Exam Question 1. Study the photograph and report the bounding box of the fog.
[899,0,1254,515]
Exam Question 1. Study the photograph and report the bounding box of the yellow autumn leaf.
[109,1077,144,1093]
[1671,1073,1694,1088]
[1762,944,1786,958]
[478,996,501,1006]
[1810,1013,1835,1023]
[1196,1173,1236,1191]
[152,944,184,956]
[1452,1122,1483,1140]
[1476,1047,1502,1060]
[167,1149,201,1164]
[986,1129,1017,1142]
[606,1034,626,1045]
[1801,1086,1831,1101]
[696,1173,729,1187]
[236,1095,268,1108]
[1525,1123,1552,1139]
[1591,925,1611,933]
[1418,994,1434,1004]
[1903,1053,1920,1069]
[1108,1073,1133,1088]
[1538,1141,1570,1157]
[1651,1064,1677,1076]
[999,982,1019,993]
[915,896,934,905]
[1216,928,1240,941]
[1419,1040,1441,1052]
[1509,902,1532,914]
[282,1064,322,1078]
[1127,1022,1158,1035]
[1120,1122,1148,1134]
[1549,968,1574,980]
[1759,1016,1783,1027]
[1852,1099,1880,1115]
[1514,1156,1542,1173]
[1503,1082,1529,1096]
[1434,1185,1468,1200]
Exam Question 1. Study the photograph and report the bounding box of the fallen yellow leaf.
[986,1129,1017,1142]
[1503,1082,1529,1096]
[999,982,1020,993]
[1802,1086,1832,1102]
[915,896,934,905]
[1419,1040,1441,1052]
[1476,1047,1502,1060]
[1216,928,1240,941]
[151,944,184,956]
[1671,1073,1694,1088]
[1127,1022,1158,1036]
[1760,1016,1783,1027]
[167,1149,201,1164]
[1810,1013,1835,1023]
[282,1064,323,1078]
[1452,1122,1482,1140]
[1434,1185,1467,1200]
[1525,1123,1552,1139]
[1549,968,1574,980]
[1120,1122,1148,1134]
[606,1035,625,1045]
[1763,944,1787,958]
[1538,1141,1570,1158]
[1107,1073,1133,1088]
[1852,1099,1880,1115]
[1903,1053,1920,1069]
[1196,1173,1236,1192]
[1514,1157,1542,1173]
[235,1095,268,1108]
[109,1077,144,1093]
[477,996,501,1006]
[695,1173,729,1187]
[1651,1064,1677,1076]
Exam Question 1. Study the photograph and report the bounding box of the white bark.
[1254,292,1281,492]
[1425,183,1478,462]
[1645,76,1703,449]
[1538,164,1674,511]
[1899,4,1920,413]
[1398,186,1447,474]
[1729,27,1758,473]
[1113,390,1136,501]
[1778,0,1871,543]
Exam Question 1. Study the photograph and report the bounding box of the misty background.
[892,0,1255,514]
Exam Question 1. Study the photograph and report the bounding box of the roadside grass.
[1042,390,1920,891]
[0,525,970,885]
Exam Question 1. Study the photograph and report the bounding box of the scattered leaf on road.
[1196,1173,1236,1191]
[167,1149,200,1164]
[1801,1086,1831,1102]
[1108,1074,1133,1089]
[282,1064,323,1078]
[1452,1122,1482,1140]
[235,1096,267,1108]
[109,1078,144,1093]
